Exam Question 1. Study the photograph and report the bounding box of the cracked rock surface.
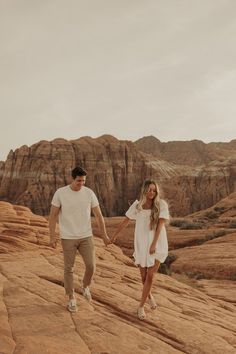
[0,201,236,354]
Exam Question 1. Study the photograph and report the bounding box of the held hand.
[103,235,111,246]
[50,239,58,249]
[110,234,117,244]
[149,243,156,255]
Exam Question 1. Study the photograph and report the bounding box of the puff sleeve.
[125,200,139,220]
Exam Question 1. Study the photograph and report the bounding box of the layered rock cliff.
[0,161,4,185]
[135,136,236,166]
[0,135,235,216]
[1,201,236,354]
[0,136,178,216]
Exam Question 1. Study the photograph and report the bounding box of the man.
[49,166,110,312]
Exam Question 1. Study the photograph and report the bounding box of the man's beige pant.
[61,236,95,296]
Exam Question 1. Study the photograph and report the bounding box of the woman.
[111,179,169,320]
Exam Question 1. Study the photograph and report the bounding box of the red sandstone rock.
[1,201,236,353]
[135,136,236,166]
[0,135,235,217]
[0,136,178,216]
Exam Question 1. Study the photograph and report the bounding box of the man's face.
[71,176,86,190]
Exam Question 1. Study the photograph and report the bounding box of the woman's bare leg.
[139,260,160,308]
[139,266,153,300]
[139,266,147,284]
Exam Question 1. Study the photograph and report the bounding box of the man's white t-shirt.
[51,185,99,239]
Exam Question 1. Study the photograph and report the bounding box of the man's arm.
[92,205,110,246]
[48,205,60,248]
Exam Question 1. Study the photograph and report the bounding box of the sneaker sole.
[67,306,77,313]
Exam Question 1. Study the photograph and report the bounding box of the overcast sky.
[0,0,236,161]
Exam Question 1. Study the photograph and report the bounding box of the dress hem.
[133,254,168,268]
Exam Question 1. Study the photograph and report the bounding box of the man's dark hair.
[71,166,87,179]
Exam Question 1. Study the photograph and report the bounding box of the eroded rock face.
[0,136,178,216]
[0,161,4,185]
[135,136,236,166]
[168,194,236,283]
[189,191,236,220]
[168,160,236,215]
[170,232,236,280]
[0,135,235,217]
[1,201,236,354]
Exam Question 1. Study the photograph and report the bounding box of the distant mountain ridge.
[0,135,177,216]
[0,135,235,216]
[134,135,236,166]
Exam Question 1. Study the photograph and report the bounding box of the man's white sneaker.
[82,286,92,302]
[67,298,77,313]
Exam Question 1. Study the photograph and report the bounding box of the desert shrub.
[205,230,226,241]
[158,253,177,275]
[205,210,218,219]
[214,206,225,212]
[158,263,169,275]
[170,219,187,227]
[180,221,204,230]
[230,273,236,281]
[229,219,236,228]
[186,272,206,280]
[164,253,177,267]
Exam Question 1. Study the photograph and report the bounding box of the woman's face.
[146,183,157,200]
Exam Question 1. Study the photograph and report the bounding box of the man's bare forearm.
[97,215,108,239]
[49,216,58,241]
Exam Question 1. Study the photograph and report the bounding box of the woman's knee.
[146,271,155,282]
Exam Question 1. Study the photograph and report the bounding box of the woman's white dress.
[125,199,169,267]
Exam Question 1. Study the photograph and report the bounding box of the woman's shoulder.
[126,200,140,219]
[129,199,139,208]
[160,199,168,208]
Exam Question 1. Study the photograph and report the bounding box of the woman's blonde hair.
[137,179,160,230]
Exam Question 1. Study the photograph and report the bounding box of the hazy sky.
[0,0,236,161]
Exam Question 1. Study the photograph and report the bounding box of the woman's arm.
[111,217,130,243]
[149,218,166,254]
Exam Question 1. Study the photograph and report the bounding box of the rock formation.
[135,135,236,166]
[0,135,235,216]
[0,161,4,185]
[0,136,178,216]
[1,201,236,354]
[168,192,236,281]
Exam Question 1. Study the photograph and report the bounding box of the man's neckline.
[69,185,83,192]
